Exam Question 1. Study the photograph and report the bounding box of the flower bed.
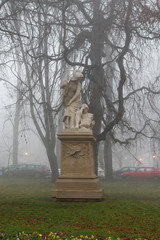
[0,232,144,240]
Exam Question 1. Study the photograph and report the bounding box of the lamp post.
[138,158,143,166]
[152,154,156,167]
[137,158,143,167]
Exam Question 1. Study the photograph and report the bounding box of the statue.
[61,70,94,132]
[75,104,95,131]
[52,71,104,201]
[61,70,83,129]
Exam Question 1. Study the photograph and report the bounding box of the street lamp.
[137,158,143,166]
[24,152,29,156]
[152,154,156,167]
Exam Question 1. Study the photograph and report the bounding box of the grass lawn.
[0,177,160,239]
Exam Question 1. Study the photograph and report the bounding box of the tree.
[0,0,29,165]
[59,0,160,178]
[6,0,64,182]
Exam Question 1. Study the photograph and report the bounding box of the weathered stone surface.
[60,71,94,132]
[60,71,83,129]
[51,132,104,201]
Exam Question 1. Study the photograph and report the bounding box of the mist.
[0,0,160,182]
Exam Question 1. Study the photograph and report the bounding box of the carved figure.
[61,70,83,129]
[75,104,95,131]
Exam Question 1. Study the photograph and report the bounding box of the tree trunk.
[45,141,59,182]
[12,49,22,165]
[89,0,104,173]
[104,134,113,181]
[12,102,21,164]
[103,44,115,180]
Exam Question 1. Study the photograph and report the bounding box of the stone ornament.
[75,104,95,131]
[62,142,88,160]
[61,71,94,132]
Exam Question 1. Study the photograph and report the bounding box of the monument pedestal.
[51,131,103,201]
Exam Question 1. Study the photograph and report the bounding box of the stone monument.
[51,70,104,201]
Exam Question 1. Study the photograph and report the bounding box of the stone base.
[51,177,103,201]
[51,131,104,201]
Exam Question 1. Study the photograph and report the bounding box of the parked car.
[3,164,50,178]
[0,167,6,176]
[122,167,160,180]
[113,167,137,179]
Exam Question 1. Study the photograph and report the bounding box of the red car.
[122,167,160,180]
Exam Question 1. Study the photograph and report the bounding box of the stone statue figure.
[61,70,83,129]
[75,104,95,131]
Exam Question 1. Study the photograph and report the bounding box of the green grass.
[0,177,160,239]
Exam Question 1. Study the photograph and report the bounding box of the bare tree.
[1,0,160,181]
[6,0,64,182]
[58,0,160,179]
